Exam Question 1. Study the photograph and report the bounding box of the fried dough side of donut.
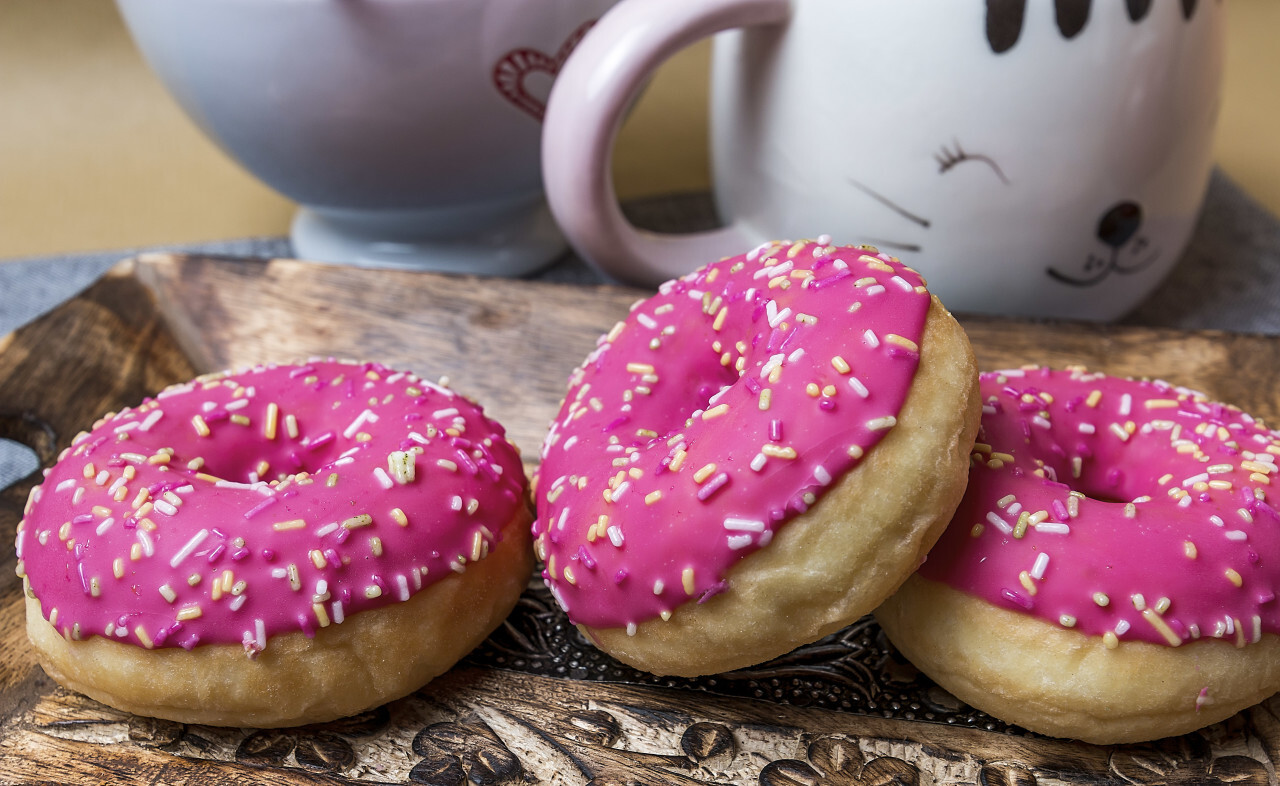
[584,297,979,676]
[27,506,532,728]
[876,573,1280,744]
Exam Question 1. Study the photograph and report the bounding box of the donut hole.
[1033,452,1156,507]
[177,433,349,485]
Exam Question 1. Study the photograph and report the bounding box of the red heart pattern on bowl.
[493,20,597,122]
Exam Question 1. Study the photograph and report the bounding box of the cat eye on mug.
[543,0,1224,320]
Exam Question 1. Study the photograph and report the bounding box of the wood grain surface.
[2,254,1280,784]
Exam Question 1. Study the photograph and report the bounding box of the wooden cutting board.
[2,253,1279,785]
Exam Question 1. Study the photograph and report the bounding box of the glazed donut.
[534,239,980,676]
[17,360,531,727]
[876,367,1280,743]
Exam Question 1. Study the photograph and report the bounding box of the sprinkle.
[191,415,211,437]
[625,362,656,376]
[693,463,718,484]
[682,568,696,596]
[831,356,850,374]
[885,334,919,353]
[1142,609,1183,646]
[436,459,458,472]
[169,529,209,568]
[264,402,280,440]
[285,414,299,439]
[342,409,378,439]
[1225,569,1243,588]
[724,517,765,532]
[696,472,729,501]
[342,514,373,529]
[372,467,394,490]
[761,444,797,459]
[272,519,307,531]
[1030,552,1050,580]
[863,329,880,348]
[1184,541,1198,559]
[866,415,897,431]
[1093,592,1110,607]
[159,584,177,603]
[986,512,1013,534]
[645,490,662,505]
[702,403,729,420]
[1059,615,1077,628]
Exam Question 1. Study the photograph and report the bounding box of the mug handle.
[542,0,791,286]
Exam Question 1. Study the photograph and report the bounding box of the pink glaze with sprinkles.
[534,239,930,630]
[15,360,526,654]
[920,367,1280,649]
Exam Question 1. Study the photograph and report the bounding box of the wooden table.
[2,255,1278,784]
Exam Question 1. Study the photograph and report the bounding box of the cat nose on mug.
[1097,201,1144,249]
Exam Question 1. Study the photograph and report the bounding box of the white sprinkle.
[372,467,394,490]
[986,512,1013,534]
[787,347,806,363]
[432,407,459,419]
[94,470,110,486]
[228,594,247,612]
[626,622,638,636]
[890,275,913,292]
[334,457,355,467]
[137,529,155,557]
[114,420,139,433]
[408,431,431,445]
[1030,552,1050,580]
[863,329,880,347]
[271,567,288,578]
[847,376,869,398]
[224,398,250,412]
[760,353,785,379]
[450,495,463,511]
[813,466,832,485]
[396,574,410,601]
[750,453,768,472]
[169,528,208,568]
[1225,530,1248,541]
[95,517,115,536]
[332,600,344,624]
[153,499,178,517]
[316,522,339,538]
[727,534,753,550]
[1034,522,1070,535]
[637,313,657,330]
[1119,394,1132,416]
[864,284,886,296]
[1182,473,1210,487]
[768,305,792,328]
[1210,515,1225,527]
[1031,415,1051,430]
[607,525,625,547]
[723,517,766,532]
[612,481,630,500]
[342,409,378,439]
[256,619,266,651]
[56,479,76,492]
[1115,620,1131,636]
[556,507,570,530]
[1077,422,1096,434]
[138,410,164,431]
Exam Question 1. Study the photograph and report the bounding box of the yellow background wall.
[1,0,1276,260]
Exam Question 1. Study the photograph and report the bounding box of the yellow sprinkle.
[1184,541,1198,559]
[1155,597,1171,614]
[703,403,729,420]
[342,514,373,529]
[1145,399,1179,409]
[370,537,383,557]
[768,365,782,384]
[1059,614,1077,628]
[712,306,728,332]
[822,385,836,397]
[626,362,655,375]
[1225,568,1243,588]
[847,445,864,459]
[1093,592,1110,607]
[761,444,797,459]
[969,523,984,538]
[272,519,307,531]
[230,414,251,427]
[471,531,485,562]
[134,626,154,649]
[758,389,772,411]
[191,415,211,437]
[885,334,919,353]
[147,453,171,465]
[391,508,408,527]
[175,605,203,621]
[806,383,821,397]
[112,558,125,579]
[1018,571,1037,595]
[313,603,331,628]
[1086,390,1102,408]
[1014,512,1029,539]
[562,565,577,586]
[682,567,696,596]
[693,463,717,484]
[1142,608,1183,646]
[831,356,850,374]
[264,402,280,440]
[660,610,673,621]
[310,549,327,569]
[1103,631,1119,649]
[365,585,383,599]
[669,449,688,473]
[285,414,299,439]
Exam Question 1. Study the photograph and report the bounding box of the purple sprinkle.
[697,472,730,501]
[480,462,501,483]
[1166,618,1188,640]
[261,549,277,562]
[230,547,250,561]
[212,528,227,539]
[305,431,335,451]
[576,545,596,570]
[744,376,761,394]
[455,449,479,475]
[811,269,851,289]
[324,548,342,567]
[243,496,277,519]
[206,544,226,564]
[769,419,783,442]
[371,575,386,590]
[405,412,424,421]
[1258,590,1275,604]
[335,528,351,545]
[603,415,630,433]
[766,327,786,352]
[179,633,200,651]
[288,452,304,469]
[1000,588,1035,610]
[614,569,628,584]
[340,587,352,603]
[72,513,95,525]
[204,410,229,423]
[288,365,315,378]
[1051,499,1069,521]
[283,489,299,500]
[1105,467,1124,488]
[819,398,837,412]
[698,580,730,603]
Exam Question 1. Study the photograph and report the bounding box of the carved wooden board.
[3,253,1280,784]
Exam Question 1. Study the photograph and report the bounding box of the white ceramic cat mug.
[543,0,1225,320]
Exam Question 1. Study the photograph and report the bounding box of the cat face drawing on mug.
[711,0,1225,319]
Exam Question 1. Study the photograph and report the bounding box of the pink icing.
[920,367,1280,648]
[16,360,526,654]
[534,240,930,629]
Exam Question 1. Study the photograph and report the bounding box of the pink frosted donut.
[535,240,980,676]
[877,367,1280,743]
[17,360,531,727]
